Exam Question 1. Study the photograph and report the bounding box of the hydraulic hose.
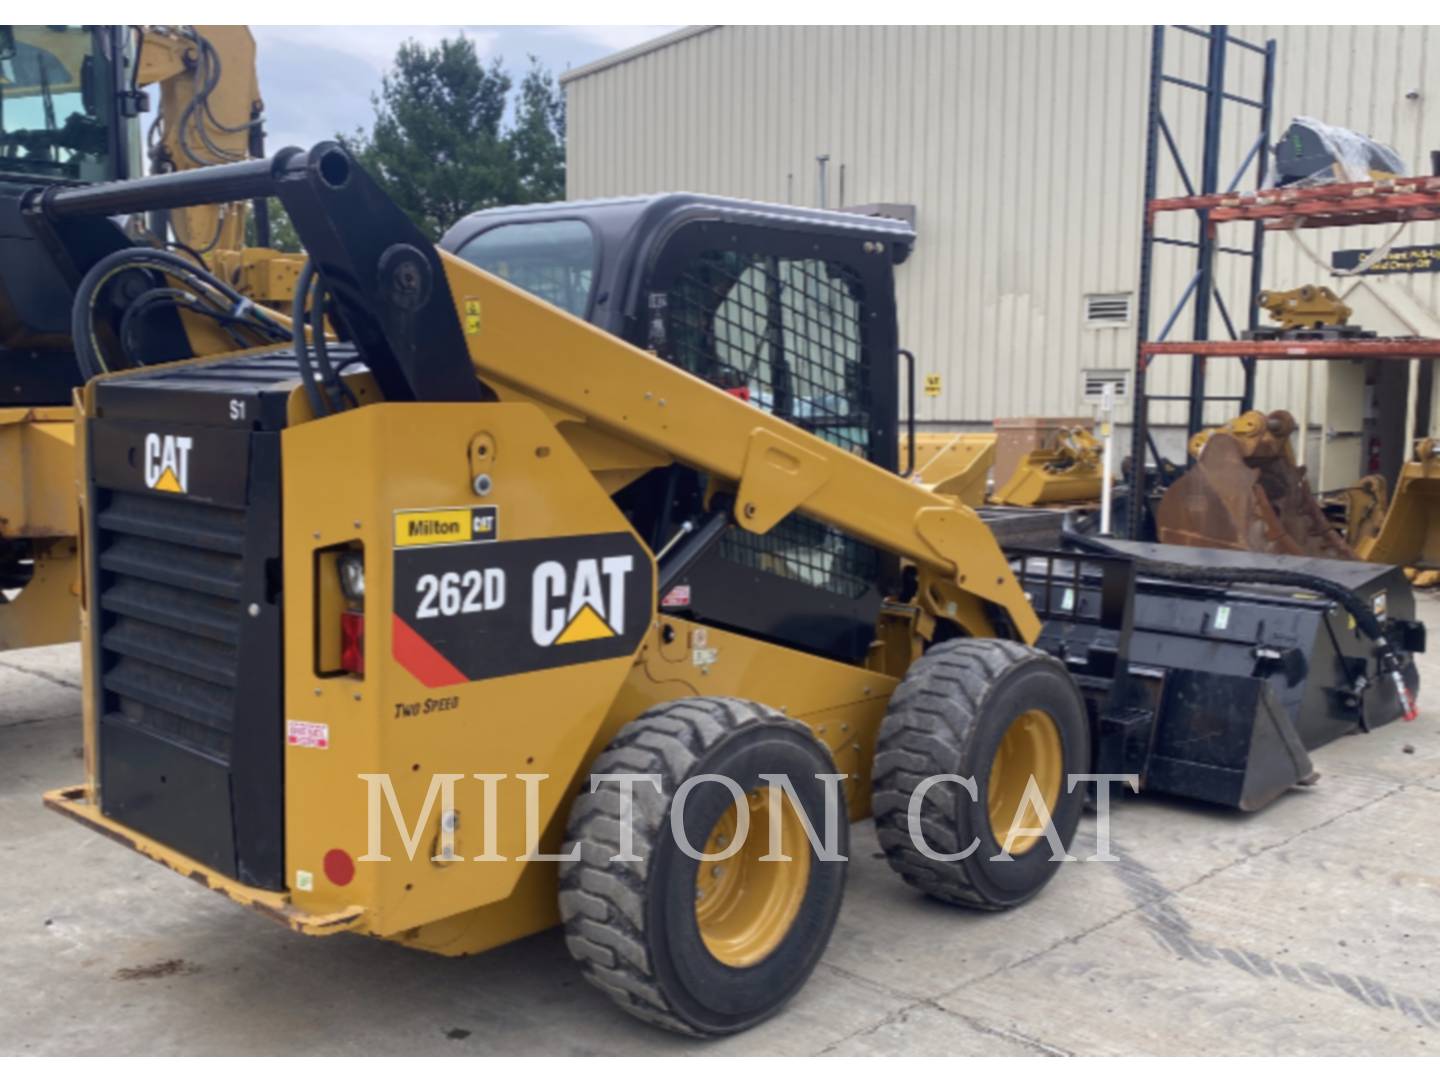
[290,259,330,417]
[71,246,286,379]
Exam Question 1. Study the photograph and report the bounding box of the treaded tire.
[872,638,1088,910]
[559,696,847,1037]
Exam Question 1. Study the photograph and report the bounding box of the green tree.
[508,57,566,204]
[343,36,566,239]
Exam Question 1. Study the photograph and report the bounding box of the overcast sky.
[252,26,678,151]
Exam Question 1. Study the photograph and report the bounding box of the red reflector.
[724,385,751,402]
[323,848,355,887]
[340,611,364,675]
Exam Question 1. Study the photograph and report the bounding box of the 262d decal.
[392,530,653,688]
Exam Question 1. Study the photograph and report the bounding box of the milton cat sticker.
[391,529,653,687]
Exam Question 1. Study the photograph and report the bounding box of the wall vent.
[1084,292,1133,327]
[1082,368,1130,403]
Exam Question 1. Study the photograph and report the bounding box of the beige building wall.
[563,26,1440,476]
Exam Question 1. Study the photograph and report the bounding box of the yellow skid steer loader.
[38,146,1091,1037]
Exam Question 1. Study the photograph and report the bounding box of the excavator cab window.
[453,219,597,318]
[0,26,115,182]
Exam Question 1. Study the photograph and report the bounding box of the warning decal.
[392,532,653,688]
[287,720,330,749]
[394,505,498,548]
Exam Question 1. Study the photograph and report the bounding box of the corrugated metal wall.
[564,25,1440,446]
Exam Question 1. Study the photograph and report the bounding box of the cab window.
[454,219,596,318]
[0,26,114,181]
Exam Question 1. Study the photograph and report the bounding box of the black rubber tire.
[559,696,848,1037]
[872,638,1088,910]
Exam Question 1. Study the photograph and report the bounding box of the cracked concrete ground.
[2,595,1439,1056]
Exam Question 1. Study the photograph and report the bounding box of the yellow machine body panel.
[0,407,80,648]
[0,406,77,539]
[280,402,656,937]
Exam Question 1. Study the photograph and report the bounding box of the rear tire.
[559,696,847,1037]
[872,638,1088,910]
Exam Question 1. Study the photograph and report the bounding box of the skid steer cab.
[40,144,1090,1037]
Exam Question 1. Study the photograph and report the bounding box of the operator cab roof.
[439,193,915,332]
[441,192,915,262]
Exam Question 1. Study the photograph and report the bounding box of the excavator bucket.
[1156,410,1354,560]
[1358,439,1440,573]
[906,431,995,505]
[992,427,1104,506]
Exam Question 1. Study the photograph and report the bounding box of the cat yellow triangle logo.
[554,604,616,645]
[152,466,183,493]
[143,433,192,494]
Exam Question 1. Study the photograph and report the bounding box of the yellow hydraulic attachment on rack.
[1258,285,1352,330]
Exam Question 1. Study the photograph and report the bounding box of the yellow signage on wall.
[923,373,943,398]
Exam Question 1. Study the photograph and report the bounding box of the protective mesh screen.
[659,249,880,600]
[717,514,880,600]
[660,251,871,457]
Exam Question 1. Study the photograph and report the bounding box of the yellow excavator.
[1,24,294,649]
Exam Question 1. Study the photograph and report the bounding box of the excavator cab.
[0,25,132,187]
[2,26,141,401]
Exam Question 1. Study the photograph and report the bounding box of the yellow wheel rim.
[694,788,811,968]
[987,709,1064,855]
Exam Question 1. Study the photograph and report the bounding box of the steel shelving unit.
[1128,25,1440,538]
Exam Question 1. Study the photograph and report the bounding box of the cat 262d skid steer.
[37,143,1089,1036]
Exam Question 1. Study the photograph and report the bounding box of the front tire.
[872,638,1088,910]
[559,697,847,1037]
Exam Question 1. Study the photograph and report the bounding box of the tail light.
[340,610,365,675]
[336,552,365,676]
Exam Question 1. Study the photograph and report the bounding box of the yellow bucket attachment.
[904,431,996,506]
[1358,439,1440,570]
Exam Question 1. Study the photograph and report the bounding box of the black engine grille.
[89,395,288,890]
[97,491,247,762]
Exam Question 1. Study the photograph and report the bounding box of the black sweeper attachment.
[1007,538,1424,811]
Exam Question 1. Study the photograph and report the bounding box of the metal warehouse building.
[561,25,1440,489]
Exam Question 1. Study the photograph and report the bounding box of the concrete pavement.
[2,597,1438,1055]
